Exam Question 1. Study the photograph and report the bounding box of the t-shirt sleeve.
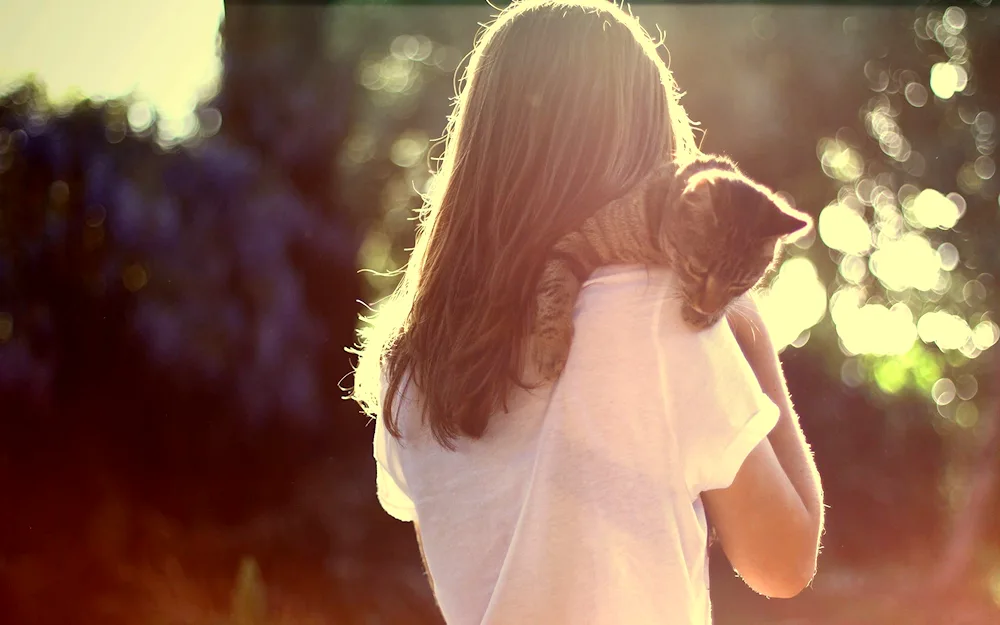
[661,318,780,496]
[373,412,417,523]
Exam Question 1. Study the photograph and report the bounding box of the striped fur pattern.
[531,154,811,381]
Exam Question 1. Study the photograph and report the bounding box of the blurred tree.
[328,4,489,302]
[806,5,1000,589]
[217,2,362,425]
[0,80,355,506]
[0,2,457,622]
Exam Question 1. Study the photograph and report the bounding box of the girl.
[351,1,824,623]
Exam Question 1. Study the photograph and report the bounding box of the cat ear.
[682,174,722,217]
[760,206,811,239]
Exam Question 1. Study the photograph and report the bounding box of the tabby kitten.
[531,154,811,381]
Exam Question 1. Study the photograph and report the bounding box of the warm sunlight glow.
[757,257,827,350]
[817,138,864,182]
[818,200,873,255]
[929,62,968,100]
[973,319,1000,351]
[917,310,974,352]
[830,288,917,356]
[0,0,224,141]
[869,233,942,292]
[905,188,963,229]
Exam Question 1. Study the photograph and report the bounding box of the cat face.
[659,171,810,329]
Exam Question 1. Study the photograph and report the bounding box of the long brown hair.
[351,0,699,447]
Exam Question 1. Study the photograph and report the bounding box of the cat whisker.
[729,299,755,316]
[726,305,761,343]
[729,303,753,324]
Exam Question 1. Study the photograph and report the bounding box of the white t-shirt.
[373,265,779,625]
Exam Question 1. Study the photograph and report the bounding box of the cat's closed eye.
[686,259,710,278]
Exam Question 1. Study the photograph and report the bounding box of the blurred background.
[1,0,999,623]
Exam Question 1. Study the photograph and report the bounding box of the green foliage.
[330,5,490,302]
[811,6,999,417]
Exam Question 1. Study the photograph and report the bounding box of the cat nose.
[690,301,717,316]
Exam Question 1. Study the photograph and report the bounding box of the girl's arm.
[726,296,825,546]
[697,297,825,598]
